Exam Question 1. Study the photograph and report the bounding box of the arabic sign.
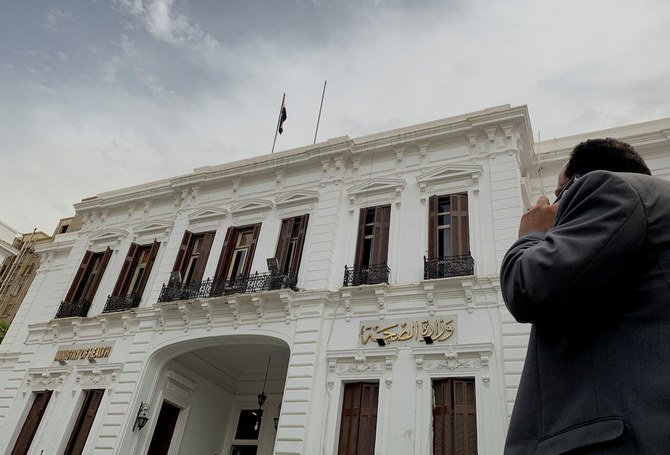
[358,317,457,347]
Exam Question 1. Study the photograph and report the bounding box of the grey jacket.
[501,170,670,454]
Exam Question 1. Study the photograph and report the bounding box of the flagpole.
[313,80,327,144]
[271,93,285,154]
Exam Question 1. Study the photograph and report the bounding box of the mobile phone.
[554,174,581,203]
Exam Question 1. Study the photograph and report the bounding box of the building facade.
[0,105,668,455]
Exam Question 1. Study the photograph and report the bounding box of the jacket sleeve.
[501,171,647,324]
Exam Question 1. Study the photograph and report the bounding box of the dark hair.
[565,138,651,178]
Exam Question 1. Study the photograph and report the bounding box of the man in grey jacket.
[501,138,670,454]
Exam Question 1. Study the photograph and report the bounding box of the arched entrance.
[137,335,290,455]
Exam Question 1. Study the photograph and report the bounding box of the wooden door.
[337,382,379,455]
[147,401,181,455]
[11,390,52,455]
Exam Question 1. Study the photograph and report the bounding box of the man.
[501,138,670,454]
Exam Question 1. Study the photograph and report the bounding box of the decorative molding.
[341,290,352,322]
[347,178,406,202]
[201,302,213,330]
[326,348,398,388]
[89,228,129,249]
[252,296,264,327]
[132,219,174,242]
[25,366,72,397]
[187,207,229,224]
[423,283,436,316]
[75,362,124,394]
[274,189,320,208]
[412,342,493,387]
[279,291,295,324]
[177,303,191,332]
[416,164,483,195]
[228,297,241,329]
[230,198,273,216]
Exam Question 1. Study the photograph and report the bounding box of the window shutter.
[242,224,262,277]
[82,247,112,304]
[214,226,238,280]
[11,391,52,455]
[432,379,454,455]
[291,214,309,274]
[450,194,469,256]
[65,389,104,455]
[275,218,295,273]
[428,195,438,258]
[354,208,367,269]
[112,243,139,297]
[338,383,362,455]
[453,379,477,455]
[135,240,160,300]
[172,231,193,275]
[357,383,379,455]
[65,251,93,303]
[371,206,391,266]
[190,232,215,283]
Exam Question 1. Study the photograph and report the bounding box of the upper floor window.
[215,224,261,281]
[105,241,160,312]
[275,214,309,275]
[65,248,112,305]
[173,231,215,284]
[344,206,391,286]
[426,194,473,279]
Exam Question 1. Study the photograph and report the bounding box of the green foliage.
[0,321,8,344]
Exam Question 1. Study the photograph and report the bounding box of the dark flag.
[278,102,287,134]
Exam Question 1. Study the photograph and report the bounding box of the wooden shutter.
[433,378,477,455]
[11,391,52,455]
[291,214,309,274]
[428,195,438,258]
[242,224,262,277]
[337,383,379,455]
[214,226,238,280]
[450,194,469,256]
[65,251,93,303]
[112,243,139,297]
[354,208,367,269]
[275,218,295,273]
[371,206,391,266]
[190,232,215,283]
[65,389,104,455]
[82,247,112,304]
[172,231,193,275]
[135,240,160,299]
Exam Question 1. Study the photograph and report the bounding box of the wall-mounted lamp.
[423,335,434,345]
[274,402,282,430]
[376,338,386,347]
[133,402,150,431]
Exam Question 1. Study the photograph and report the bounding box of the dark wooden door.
[11,390,52,455]
[433,378,477,455]
[337,382,379,455]
[147,401,181,455]
[64,389,104,455]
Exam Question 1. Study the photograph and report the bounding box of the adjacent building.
[0,105,668,455]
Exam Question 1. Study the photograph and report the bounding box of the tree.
[0,321,8,344]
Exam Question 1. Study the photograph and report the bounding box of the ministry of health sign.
[358,316,457,347]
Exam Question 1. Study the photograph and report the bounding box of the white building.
[0,105,669,455]
[0,221,20,264]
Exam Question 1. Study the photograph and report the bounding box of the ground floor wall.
[0,280,520,454]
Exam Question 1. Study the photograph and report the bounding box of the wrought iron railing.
[423,255,474,279]
[55,299,92,319]
[342,264,390,287]
[157,271,298,303]
[102,293,141,313]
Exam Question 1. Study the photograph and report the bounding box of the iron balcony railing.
[55,299,92,319]
[423,255,474,279]
[343,264,390,287]
[157,271,298,303]
[102,293,141,313]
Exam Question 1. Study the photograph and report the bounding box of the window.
[346,206,391,285]
[22,263,34,277]
[65,248,112,305]
[10,390,52,455]
[426,194,472,279]
[172,231,215,284]
[64,389,104,455]
[214,224,261,281]
[432,378,477,455]
[337,382,379,455]
[275,215,309,274]
[230,409,263,455]
[111,241,160,301]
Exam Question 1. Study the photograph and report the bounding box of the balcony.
[157,271,298,303]
[424,255,474,279]
[55,299,91,319]
[102,294,141,313]
[343,264,390,287]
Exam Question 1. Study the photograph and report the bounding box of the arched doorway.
[139,336,290,455]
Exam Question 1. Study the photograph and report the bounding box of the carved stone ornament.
[25,366,72,397]
[75,363,124,395]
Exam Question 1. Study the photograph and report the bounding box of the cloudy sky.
[2,0,670,233]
